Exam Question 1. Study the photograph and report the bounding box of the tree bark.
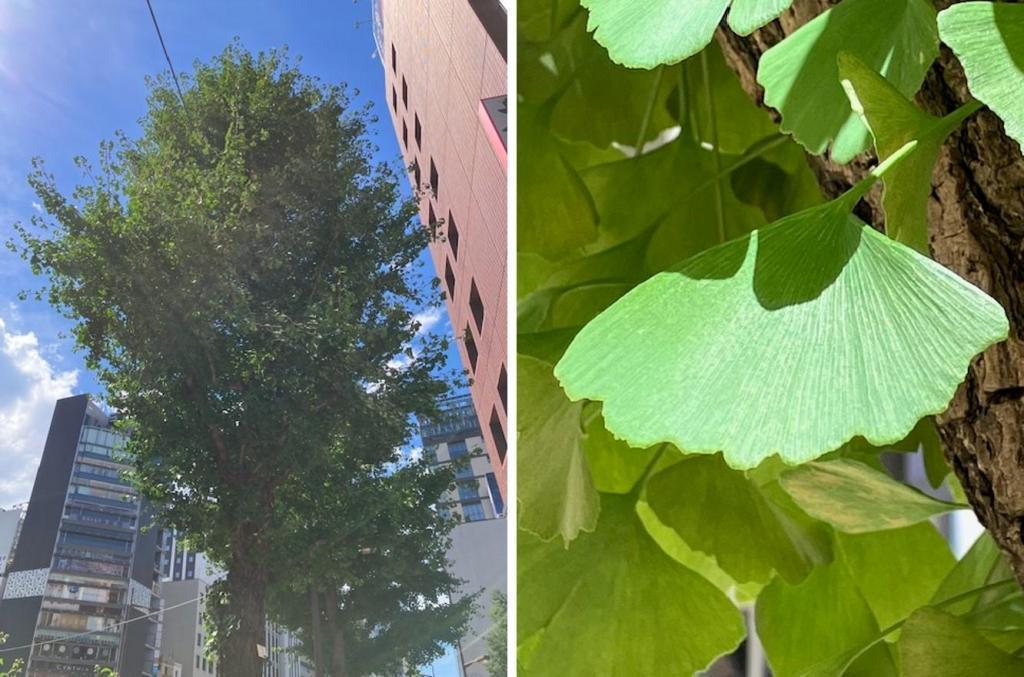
[324,586,349,677]
[220,526,270,677]
[309,585,326,677]
[715,0,1024,582]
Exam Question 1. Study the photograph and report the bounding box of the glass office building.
[0,395,161,677]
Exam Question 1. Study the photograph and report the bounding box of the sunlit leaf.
[839,52,976,253]
[518,494,746,675]
[779,458,964,533]
[758,0,938,162]
[939,2,1024,149]
[556,199,1008,469]
[578,0,793,69]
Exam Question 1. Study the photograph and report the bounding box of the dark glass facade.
[0,395,160,677]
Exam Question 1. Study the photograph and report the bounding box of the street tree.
[11,42,449,675]
[266,455,474,676]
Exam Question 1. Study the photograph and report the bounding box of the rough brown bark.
[324,586,349,677]
[715,0,1024,582]
[220,526,270,677]
[309,585,326,677]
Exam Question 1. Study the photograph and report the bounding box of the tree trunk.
[309,586,326,677]
[715,0,1024,582]
[324,587,349,677]
[220,526,269,677]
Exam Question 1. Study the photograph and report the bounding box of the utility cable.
[0,591,203,654]
[144,0,189,115]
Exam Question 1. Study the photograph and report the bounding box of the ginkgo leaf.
[899,607,1024,677]
[757,552,896,677]
[519,104,598,260]
[582,408,660,494]
[836,524,954,629]
[938,2,1024,149]
[518,355,599,543]
[518,494,746,675]
[647,454,831,584]
[555,199,1009,470]
[758,0,939,163]
[838,52,979,253]
[579,0,793,69]
[779,459,964,533]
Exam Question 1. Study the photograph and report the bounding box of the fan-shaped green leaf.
[757,553,896,677]
[939,2,1024,150]
[758,0,939,163]
[518,355,599,543]
[779,459,964,533]
[899,607,1024,677]
[519,104,598,261]
[518,494,746,675]
[837,524,954,629]
[579,0,793,69]
[582,408,660,494]
[838,52,981,253]
[555,198,1009,470]
[647,454,831,584]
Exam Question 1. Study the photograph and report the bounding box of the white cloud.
[0,317,77,508]
[412,307,444,336]
[30,201,42,213]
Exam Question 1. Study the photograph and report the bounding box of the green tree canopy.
[11,42,450,675]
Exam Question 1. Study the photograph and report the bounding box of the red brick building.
[373,1,508,495]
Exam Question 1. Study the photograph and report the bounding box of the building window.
[391,44,396,73]
[402,119,408,148]
[413,160,421,189]
[391,86,397,113]
[429,158,439,197]
[428,204,437,233]
[196,655,201,669]
[402,76,408,108]
[197,633,202,647]
[448,211,460,260]
[444,259,456,300]
[414,113,422,148]
[486,472,505,515]
[498,364,507,413]
[469,280,484,333]
[490,407,507,463]
[462,501,486,522]
[465,324,478,372]
[458,480,480,502]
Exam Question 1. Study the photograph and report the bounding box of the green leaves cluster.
[10,42,460,673]
[519,1,1020,674]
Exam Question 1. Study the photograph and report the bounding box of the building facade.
[159,529,220,585]
[0,395,161,677]
[420,395,504,522]
[374,0,509,494]
[419,395,506,676]
[0,507,24,597]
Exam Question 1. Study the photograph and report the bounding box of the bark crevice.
[715,0,1024,582]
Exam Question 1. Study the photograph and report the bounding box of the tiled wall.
[380,0,508,494]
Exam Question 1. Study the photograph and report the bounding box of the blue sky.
[0,0,456,507]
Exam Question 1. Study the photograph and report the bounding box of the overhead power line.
[0,592,204,654]
[144,0,189,114]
